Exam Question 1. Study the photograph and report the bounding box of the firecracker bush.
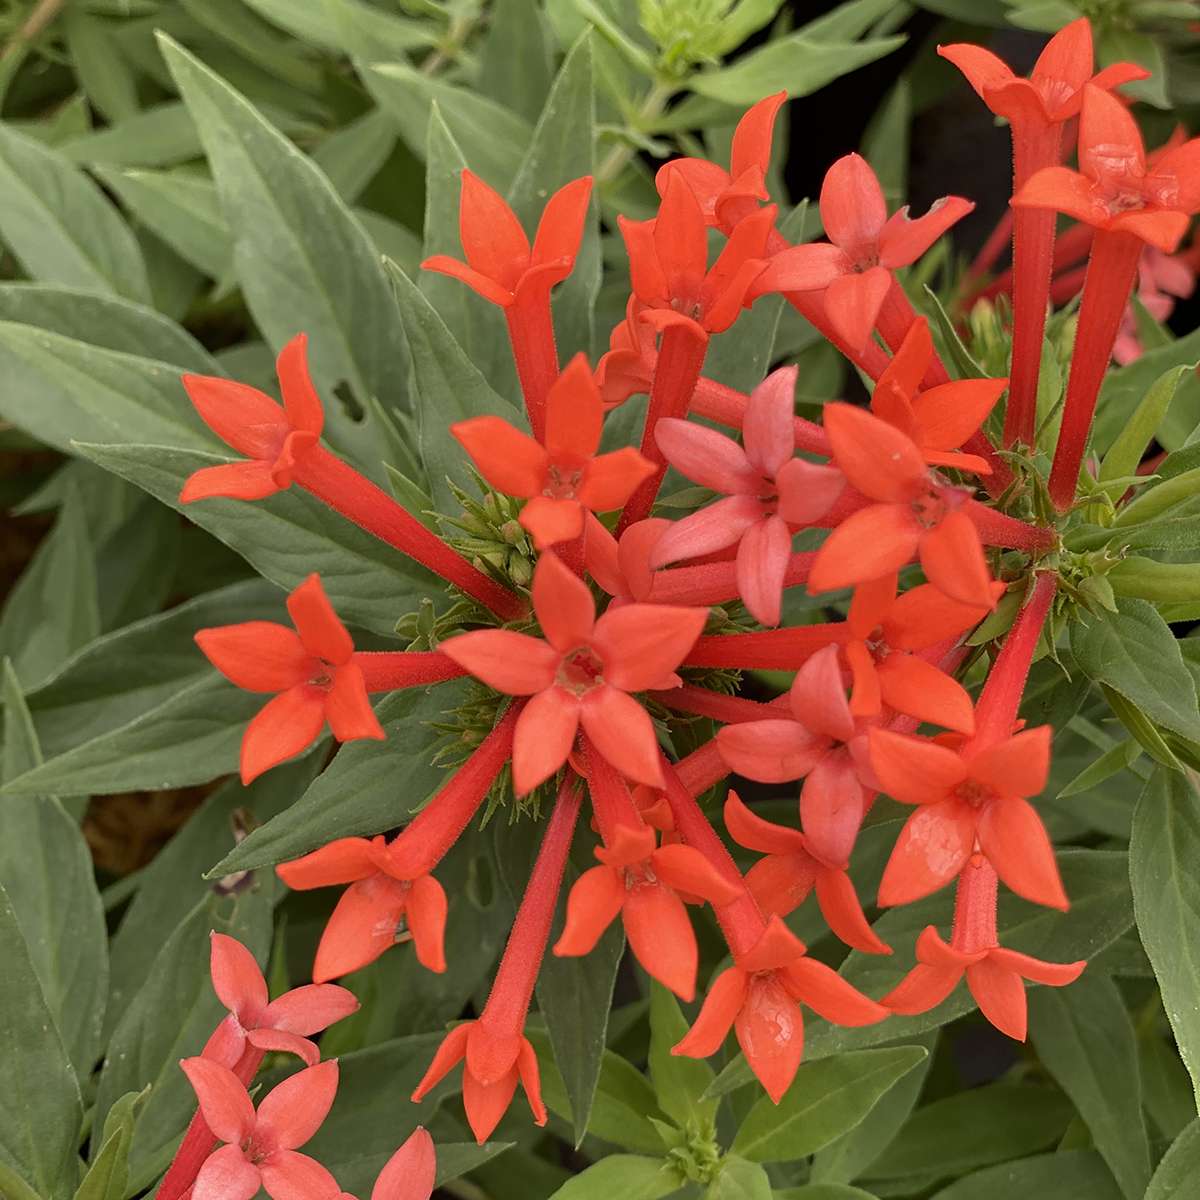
[4,2,1200,1199]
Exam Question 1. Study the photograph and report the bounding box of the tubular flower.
[649,366,844,626]
[869,319,1007,474]
[180,1058,340,1200]
[655,91,787,235]
[203,933,358,1067]
[555,743,741,1000]
[672,915,887,1103]
[413,779,580,1142]
[870,724,1066,910]
[807,403,996,609]
[842,573,1000,734]
[440,552,707,793]
[883,855,1084,1041]
[724,791,889,955]
[754,154,973,353]
[717,645,874,867]
[451,354,655,550]
[196,574,384,783]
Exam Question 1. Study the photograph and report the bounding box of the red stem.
[683,622,851,670]
[1047,230,1143,511]
[691,376,830,455]
[505,289,558,444]
[295,447,525,621]
[581,736,644,844]
[355,651,466,691]
[387,701,523,878]
[967,208,1014,283]
[482,775,581,1031]
[648,552,815,607]
[673,695,792,796]
[1005,123,1065,448]
[961,497,1056,552]
[648,685,778,725]
[618,325,709,532]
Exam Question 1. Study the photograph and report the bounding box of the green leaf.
[0,122,150,303]
[1071,599,1200,742]
[362,63,532,191]
[547,1156,679,1200]
[1099,28,1169,108]
[386,260,527,513]
[159,34,406,472]
[707,1156,771,1200]
[732,1046,927,1162]
[0,662,107,1078]
[312,108,397,205]
[927,1149,1122,1200]
[862,79,910,211]
[0,283,218,372]
[648,983,717,1131]
[479,0,556,124]
[0,482,100,690]
[0,881,83,1200]
[74,1088,149,1200]
[1056,737,1144,799]
[1098,365,1191,497]
[241,0,434,57]
[1130,768,1200,1108]
[775,1187,878,1200]
[689,35,905,105]
[1146,1119,1200,1199]
[208,682,467,874]
[861,1084,1073,1181]
[1028,976,1151,1199]
[64,9,139,124]
[91,887,273,1183]
[75,441,440,637]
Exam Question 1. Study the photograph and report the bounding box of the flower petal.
[182,374,288,459]
[653,417,759,495]
[462,1063,519,1144]
[937,43,1016,105]
[577,447,657,512]
[262,983,359,1037]
[545,353,603,462]
[823,402,927,502]
[774,457,846,525]
[287,574,354,665]
[459,169,530,290]
[751,242,848,296]
[868,728,966,805]
[1079,83,1145,186]
[735,971,805,1104]
[451,416,547,498]
[651,842,743,906]
[512,687,580,795]
[965,958,1029,1041]
[731,92,786,179]
[800,750,868,869]
[649,495,765,568]
[988,946,1085,987]
[717,719,827,784]
[977,795,1067,910]
[440,630,559,695]
[672,966,747,1059]
[881,961,962,1015]
[782,956,888,1026]
[1012,166,1107,226]
[520,495,585,549]
[422,253,515,306]
[406,872,449,974]
[878,653,976,735]
[311,874,409,982]
[371,1127,437,1200]
[325,661,385,743]
[275,334,324,438]
[411,1023,471,1103]
[593,603,707,692]
[877,799,975,906]
[210,933,268,1022]
[580,686,663,787]
[968,726,1051,798]
[240,686,327,784]
[623,880,699,1000]
[656,170,709,298]
[919,508,995,609]
[180,460,281,503]
[820,153,886,258]
[723,789,808,855]
[260,1150,341,1200]
[883,580,999,651]
[878,196,974,269]
[815,868,890,955]
[910,379,1007,452]
[822,267,892,353]
[257,1059,340,1151]
[531,176,592,268]
[554,865,623,957]
[532,550,596,654]
[195,622,310,693]
[181,1057,256,1144]
[808,502,922,595]
[789,642,855,741]
[276,837,382,890]
[736,514,792,627]
[192,1144,260,1200]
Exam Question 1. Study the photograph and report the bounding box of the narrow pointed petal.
[554,865,624,956]
[620,215,668,307]
[808,502,922,594]
[783,956,888,1026]
[192,1144,261,1200]
[717,719,827,784]
[775,457,845,525]
[977,796,1067,910]
[751,242,848,296]
[181,460,281,503]
[241,687,327,783]
[259,1150,341,1200]
[440,630,559,695]
[371,1127,437,1200]
[276,837,381,890]
[878,197,974,269]
[653,417,759,494]
[406,873,449,973]
[868,729,965,805]
[462,1067,520,1144]
[520,495,585,549]
[287,575,353,665]
[1079,83,1145,184]
[545,354,603,461]
[531,176,592,267]
[873,320,930,423]
[195,623,310,693]
[820,153,887,255]
[702,205,774,320]
[651,843,742,906]
[731,92,786,179]
[736,972,805,1103]
[183,374,288,459]
[460,170,530,289]
[848,572,899,638]
[883,581,999,651]
[276,335,324,437]
[877,800,975,906]
[516,1038,548,1127]
[740,914,808,973]
[180,1058,256,1144]
[421,255,514,307]
[210,933,268,1020]
[878,653,976,734]
[736,515,791,626]
[790,643,855,741]
[1012,166,1107,226]
[968,727,1051,798]
[823,403,927,502]
[512,688,580,795]
[965,959,1029,1041]
[325,662,385,743]
[594,604,708,692]
[1031,16,1092,94]
[746,853,817,917]
[618,517,672,601]
[623,881,699,1000]
[910,379,1007,452]
[452,416,548,498]
[801,751,868,869]
[262,983,360,1036]
[815,869,890,955]
[881,961,962,1015]
[919,509,995,609]
[411,1023,471,1102]
[988,947,1085,987]
[577,447,657,511]
[656,170,709,297]
[533,551,596,653]
[724,789,808,855]
[580,685,663,787]
[583,512,624,598]
[649,495,765,568]
[257,1060,339,1151]
[936,43,1016,102]
[822,268,891,353]
[846,640,882,718]
[673,966,747,1058]
[312,874,409,982]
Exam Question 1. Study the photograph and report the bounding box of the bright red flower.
[939,17,1148,130]
[202,933,358,1067]
[870,724,1066,910]
[441,552,707,792]
[421,170,592,309]
[807,403,996,609]
[452,354,655,549]
[276,835,449,981]
[672,915,887,1102]
[754,155,972,351]
[619,171,775,343]
[584,513,671,605]
[842,572,1000,734]
[595,296,656,410]
[655,91,787,234]
[717,645,873,867]
[649,367,844,626]
[870,319,1007,474]
[882,855,1083,1041]
[181,333,323,503]
[348,1129,436,1200]
[196,574,384,783]
[1013,85,1200,253]
[724,791,888,955]
[181,1058,340,1200]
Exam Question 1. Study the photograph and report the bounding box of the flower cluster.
[158,14,1200,1170]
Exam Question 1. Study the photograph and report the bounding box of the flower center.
[670,295,705,320]
[557,646,605,695]
[308,660,335,689]
[544,463,584,501]
[910,488,946,529]
[955,778,997,809]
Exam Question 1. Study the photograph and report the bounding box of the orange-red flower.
[452,354,655,549]
[196,574,383,783]
[441,553,707,792]
[870,724,1065,910]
